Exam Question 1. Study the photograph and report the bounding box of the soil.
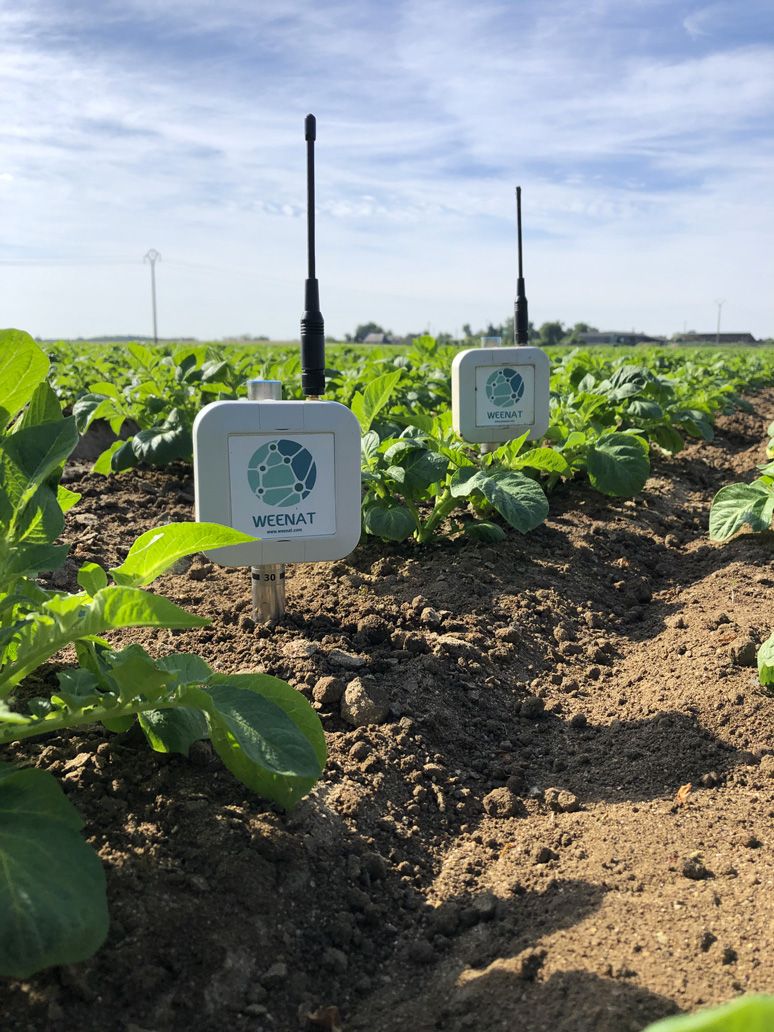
[2,392,773,1032]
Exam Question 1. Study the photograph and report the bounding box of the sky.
[1,0,773,341]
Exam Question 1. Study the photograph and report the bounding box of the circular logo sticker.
[485,367,525,408]
[247,439,317,507]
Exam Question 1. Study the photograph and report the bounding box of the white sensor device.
[451,345,550,444]
[452,188,550,445]
[193,398,362,566]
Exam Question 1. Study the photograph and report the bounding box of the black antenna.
[514,186,529,345]
[301,113,325,396]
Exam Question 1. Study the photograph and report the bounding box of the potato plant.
[71,343,245,472]
[360,419,549,544]
[0,330,327,978]
[48,336,774,544]
[709,434,774,542]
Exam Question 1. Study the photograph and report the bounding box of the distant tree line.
[347,319,599,346]
[347,322,394,342]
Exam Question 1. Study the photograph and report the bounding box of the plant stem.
[0,699,173,746]
[416,490,458,544]
[545,472,561,493]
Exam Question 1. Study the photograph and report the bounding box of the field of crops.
[2,330,773,1032]
[48,337,774,538]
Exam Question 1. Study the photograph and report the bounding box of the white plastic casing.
[193,399,362,566]
[451,346,550,444]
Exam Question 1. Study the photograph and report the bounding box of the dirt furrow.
[2,391,772,1032]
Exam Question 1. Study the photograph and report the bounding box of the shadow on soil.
[512,710,748,803]
[334,706,753,823]
[345,877,677,1032]
[425,968,677,1032]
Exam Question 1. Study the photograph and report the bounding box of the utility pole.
[715,298,725,346]
[144,249,161,345]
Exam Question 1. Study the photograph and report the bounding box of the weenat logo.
[485,367,525,408]
[247,439,317,507]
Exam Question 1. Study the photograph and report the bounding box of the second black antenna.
[514,186,529,346]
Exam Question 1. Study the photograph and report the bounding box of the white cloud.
[0,0,772,339]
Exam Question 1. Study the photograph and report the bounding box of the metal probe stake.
[479,337,502,455]
[247,378,286,623]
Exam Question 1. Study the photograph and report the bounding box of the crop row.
[4,328,773,999]
[0,330,324,978]
[50,336,774,543]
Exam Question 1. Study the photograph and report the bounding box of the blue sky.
[1,0,773,340]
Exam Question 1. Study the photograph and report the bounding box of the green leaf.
[91,439,126,475]
[132,424,191,466]
[463,520,507,543]
[0,452,31,526]
[12,483,65,547]
[757,633,774,687]
[0,763,108,977]
[14,381,63,432]
[587,433,650,497]
[0,587,209,691]
[0,432,72,571]
[77,562,108,596]
[54,668,102,704]
[673,407,714,442]
[57,484,81,513]
[361,430,381,464]
[86,380,122,399]
[385,447,449,494]
[94,644,173,704]
[363,501,418,541]
[650,424,685,455]
[642,995,774,1032]
[72,393,121,434]
[561,430,588,452]
[139,707,209,754]
[94,586,210,631]
[127,342,155,367]
[0,330,49,426]
[1,417,78,517]
[127,652,213,753]
[512,447,571,475]
[350,370,403,433]
[627,398,663,421]
[200,359,230,384]
[198,677,326,809]
[600,364,651,401]
[101,714,136,733]
[451,468,548,533]
[111,439,138,472]
[491,431,531,464]
[0,542,69,581]
[157,652,214,682]
[709,483,774,541]
[109,522,257,587]
[223,673,327,770]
